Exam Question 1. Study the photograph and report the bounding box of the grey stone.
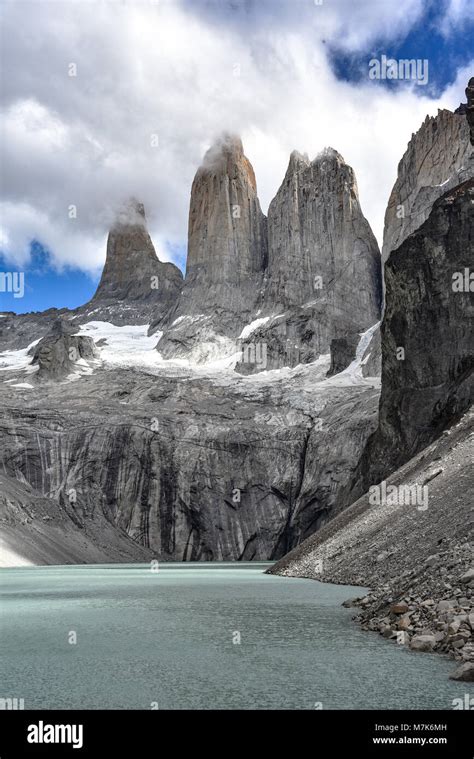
[236,148,382,374]
[382,109,473,266]
[353,179,474,493]
[449,662,474,681]
[410,635,436,652]
[31,319,98,381]
[326,334,360,377]
[460,568,474,584]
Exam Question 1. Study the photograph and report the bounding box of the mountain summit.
[157,135,382,367]
[187,133,267,283]
[156,134,268,360]
[86,198,183,325]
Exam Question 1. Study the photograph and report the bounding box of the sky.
[0,0,473,314]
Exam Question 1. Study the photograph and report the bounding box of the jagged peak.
[398,106,472,173]
[284,147,347,182]
[311,146,345,165]
[281,151,310,184]
[288,149,310,168]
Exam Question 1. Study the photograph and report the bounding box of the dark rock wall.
[353,179,474,495]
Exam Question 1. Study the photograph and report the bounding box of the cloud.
[0,201,104,273]
[439,0,473,36]
[0,0,471,278]
[181,0,426,51]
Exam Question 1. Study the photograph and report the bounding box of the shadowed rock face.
[467,77,474,144]
[325,325,381,380]
[456,77,474,146]
[0,360,380,561]
[382,108,473,265]
[86,199,183,325]
[156,135,268,359]
[326,335,360,377]
[31,319,98,380]
[353,178,474,494]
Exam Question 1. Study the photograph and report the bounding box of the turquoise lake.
[1,563,472,710]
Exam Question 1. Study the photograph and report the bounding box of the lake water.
[0,563,471,710]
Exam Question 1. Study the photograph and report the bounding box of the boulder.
[410,635,436,652]
[459,568,474,584]
[449,662,474,681]
[391,602,410,614]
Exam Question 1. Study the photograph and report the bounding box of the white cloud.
[0,0,471,278]
[0,201,103,272]
[439,0,473,36]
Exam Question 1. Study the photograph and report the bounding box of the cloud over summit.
[0,0,472,277]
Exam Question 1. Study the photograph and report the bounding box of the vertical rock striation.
[187,134,267,285]
[354,178,474,494]
[267,147,381,319]
[236,148,382,373]
[156,135,268,360]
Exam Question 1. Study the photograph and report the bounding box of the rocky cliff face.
[354,179,473,494]
[0,471,153,566]
[31,319,98,380]
[0,308,71,352]
[0,353,379,562]
[157,139,381,370]
[187,135,267,284]
[237,148,382,374]
[382,108,473,265]
[266,148,381,320]
[269,182,474,679]
[84,199,183,325]
[155,135,268,361]
[1,91,471,570]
